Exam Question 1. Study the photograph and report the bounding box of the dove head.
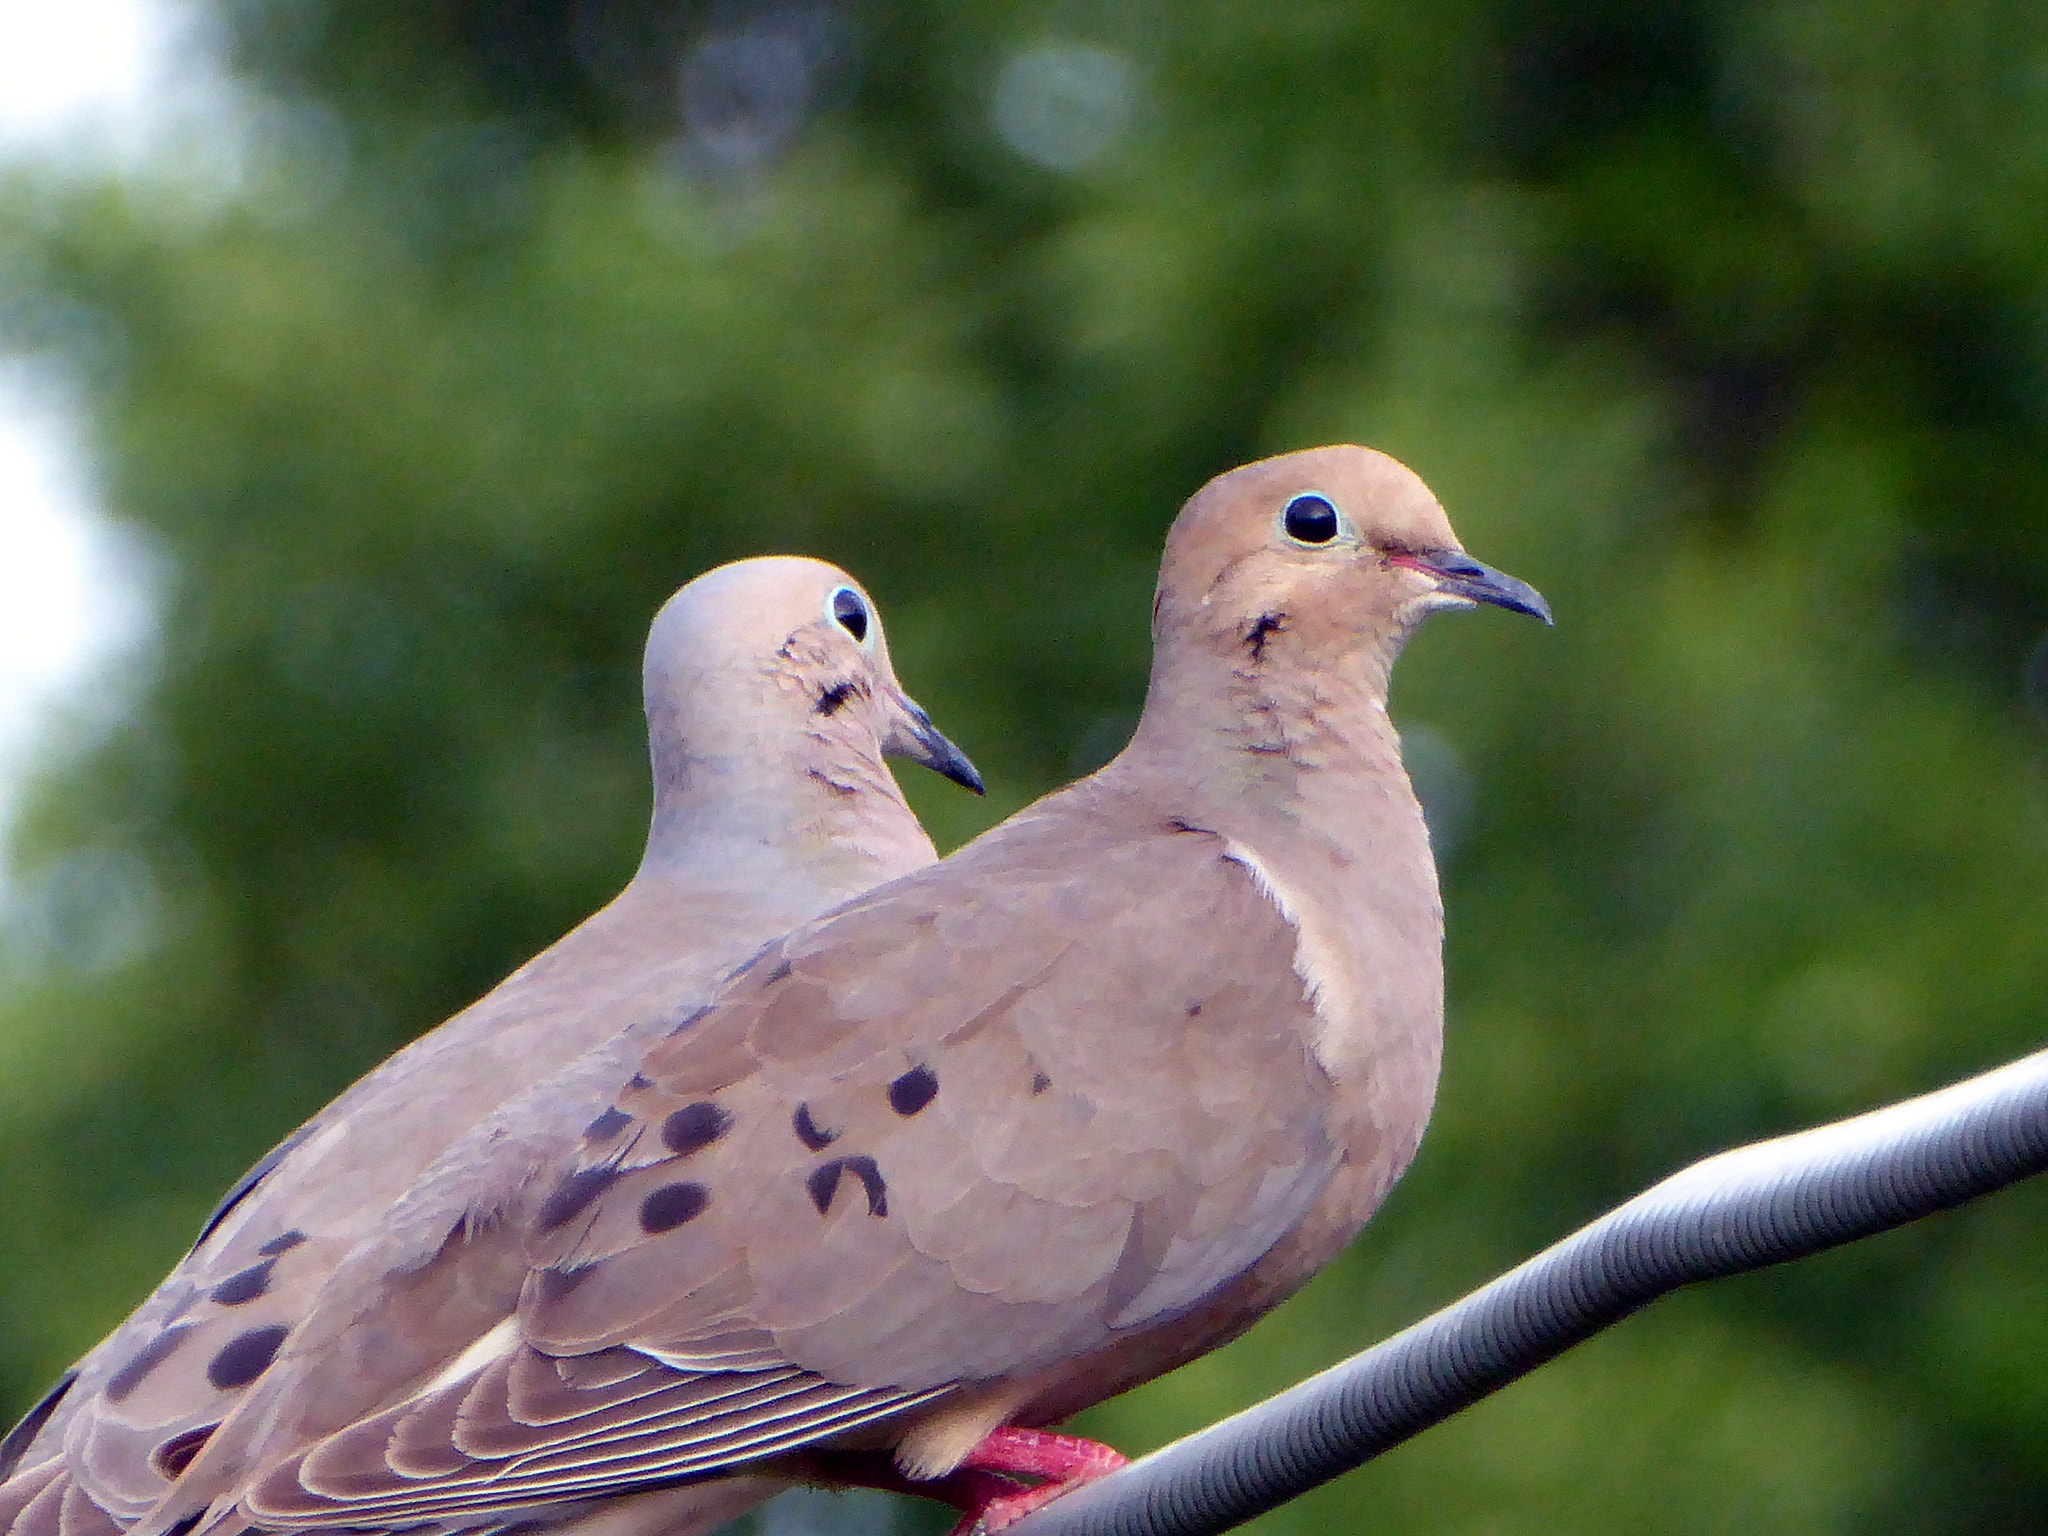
[1149,445,1549,702]
[637,556,980,881]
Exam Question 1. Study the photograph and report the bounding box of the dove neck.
[637,727,935,894]
[1127,636,1410,817]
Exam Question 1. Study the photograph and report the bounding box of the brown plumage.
[0,556,980,1536]
[127,445,1550,1536]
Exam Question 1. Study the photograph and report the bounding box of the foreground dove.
[122,444,1550,1536]
[0,556,982,1536]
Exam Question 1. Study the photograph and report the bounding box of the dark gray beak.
[886,697,985,795]
[1402,549,1553,625]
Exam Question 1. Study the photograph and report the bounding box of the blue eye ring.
[827,585,872,645]
[1281,493,1340,546]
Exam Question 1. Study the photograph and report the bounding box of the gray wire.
[1014,1045,2048,1536]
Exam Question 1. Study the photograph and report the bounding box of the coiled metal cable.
[1016,1045,2048,1536]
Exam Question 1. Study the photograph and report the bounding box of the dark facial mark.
[815,680,856,716]
[210,1259,277,1307]
[661,1101,732,1158]
[0,1369,76,1478]
[793,1103,839,1151]
[258,1229,308,1257]
[536,1165,622,1232]
[628,1072,653,1092]
[1244,612,1287,662]
[152,1424,217,1478]
[206,1324,290,1390]
[584,1107,634,1142]
[106,1325,196,1404]
[887,1066,939,1117]
[807,1156,888,1218]
[639,1182,712,1234]
[1030,1071,1052,1095]
[808,767,859,798]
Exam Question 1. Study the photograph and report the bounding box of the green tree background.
[4,2,2048,1531]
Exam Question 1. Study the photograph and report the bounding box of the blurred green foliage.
[3,1,2048,1531]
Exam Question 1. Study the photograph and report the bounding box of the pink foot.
[944,1427,1129,1535]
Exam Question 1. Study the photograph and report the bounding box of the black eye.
[830,587,869,642]
[1283,494,1340,545]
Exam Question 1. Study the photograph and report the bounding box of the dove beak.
[883,692,986,794]
[1392,548,1554,625]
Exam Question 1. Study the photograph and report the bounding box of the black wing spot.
[258,1229,308,1257]
[808,1156,887,1217]
[815,680,857,716]
[536,1165,621,1233]
[0,1368,77,1478]
[189,1126,312,1255]
[765,958,794,984]
[793,1103,839,1151]
[210,1259,276,1307]
[627,1072,653,1092]
[206,1324,289,1390]
[533,1265,595,1304]
[1187,1001,1203,1017]
[106,1325,196,1404]
[584,1106,634,1142]
[639,1182,712,1234]
[887,1066,939,1117]
[163,1514,205,1536]
[1030,1071,1052,1095]
[152,1424,217,1478]
[662,1101,732,1158]
[664,1003,714,1039]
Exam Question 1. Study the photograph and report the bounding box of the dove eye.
[1281,494,1341,546]
[828,586,872,645]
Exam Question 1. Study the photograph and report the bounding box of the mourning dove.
[122,445,1549,1536]
[0,556,982,1536]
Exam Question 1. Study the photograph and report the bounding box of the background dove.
[135,445,1547,1536]
[0,555,981,1536]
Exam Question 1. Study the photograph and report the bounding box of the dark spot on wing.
[533,1265,595,1304]
[210,1259,276,1307]
[662,1102,731,1158]
[106,1326,196,1404]
[152,1424,217,1478]
[536,1166,622,1233]
[1244,611,1287,661]
[664,1004,714,1039]
[639,1183,711,1234]
[0,1369,76,1479]
[1187,1001,1203,1017]
[1030,1071,1052,1095]
[207,1324,289,1390]
[258,1229,308,1257]
[887,1066,938,1117]
[793,1103,839,1151]
[628,1072,653,1092]
[807,1156,887,1218]
[815,680,856,716]
[189,1126,313,1255]
[764,958,793,985]
[584,1107,633,1142]
[164,1514,205,1536]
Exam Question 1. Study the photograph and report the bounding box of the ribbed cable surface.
[1016,1046,2048,1536]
